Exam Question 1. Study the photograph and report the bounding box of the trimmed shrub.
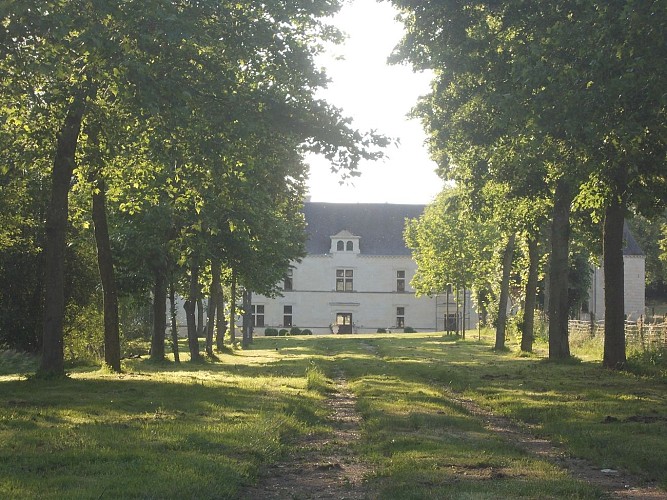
[302,329,313,335]
[403,327,416,333]
[376,328,387,333]
[264,328,279,337]
[289,327,302,336]
[278,329,288,336]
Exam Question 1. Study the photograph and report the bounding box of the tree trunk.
[548,179,572,359]
[602,193,627,369]
[496,233,516,350]
[242,289,252,347]
[150,257,167,362]
[229,270,237,343]
[91,178,121,372]
[462,287,467,339]
[215,272,226,350]
[205,262,218,357]
[197,297,205,338]
[169,279,180,363]
[521,235,539,352]
[186,256,201,361]
[39,95,87,377]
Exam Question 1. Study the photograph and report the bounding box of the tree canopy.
[0,0,389,373]
[391,0,666,366]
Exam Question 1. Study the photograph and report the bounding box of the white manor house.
[248,202,474,335]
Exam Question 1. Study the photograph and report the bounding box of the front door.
[336,313,353,334]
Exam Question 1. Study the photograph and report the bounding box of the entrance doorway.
[335,313,353,334]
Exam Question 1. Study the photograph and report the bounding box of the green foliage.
[629,212,667,299]
[403,327,416,333]
[392,0,667,364]
[278,329,289,336]
[0,0,391,370]
[264,328,279,337]
[627,346,667,378]
[377,328,387,333]
[289,327,302,336]
[119,296,152,340]
[0,350,37,375]
[63,303,104,364]
[301,329,313,335]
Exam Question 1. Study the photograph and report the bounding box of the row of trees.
[0,1,387,376]
[394,0,666,368]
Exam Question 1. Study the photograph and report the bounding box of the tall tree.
[1,0,390,373]
[391,0,665,366]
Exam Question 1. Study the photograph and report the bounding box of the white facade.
[586,223,646,321]
[249,202,475,335]
[588,255,646,322]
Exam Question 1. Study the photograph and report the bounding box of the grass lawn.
[0,332,665,499]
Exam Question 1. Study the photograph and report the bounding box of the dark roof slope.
[303,202,425,256]
[623,222,644,256]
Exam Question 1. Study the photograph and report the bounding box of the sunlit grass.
[1,331,665,498]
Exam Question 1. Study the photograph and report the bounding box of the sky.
[305,0,444,205]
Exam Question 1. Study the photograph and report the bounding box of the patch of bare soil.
[443,388,667,499]
[239,371,372,499]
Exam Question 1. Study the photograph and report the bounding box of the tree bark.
[602,191,627,369]
[39,95,87,377]
[215,270,226,350]
[186,256,201,361]
[169,279,180,363]
[242,289,252,347]
[229,270,237,343]
[205,261,218,357]
[197,297,205,338]
[496,233,516,350]
[91,179,121,372]
[150,257,167,362]
[521,235,539,352]
[548,179,572,359]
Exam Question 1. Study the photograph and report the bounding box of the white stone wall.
[588,255,646,321]
[251,252,477,334]
[624,256,646,320]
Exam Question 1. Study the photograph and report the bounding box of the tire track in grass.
[443,388,666,499]
[240,371,372,499]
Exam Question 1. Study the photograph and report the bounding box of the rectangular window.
[336,269,353,292]
[283,305,293,327]
[396,307,405,328]
[284,269,293,291]
[252,305,265,327]
[397,270,405,292]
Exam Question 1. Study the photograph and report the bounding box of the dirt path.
[240,345,664,499]
[443,388,667,499]
[239,371,372,499]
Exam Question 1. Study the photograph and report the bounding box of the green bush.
[301,329,313,335]
[403,327,416,333]
[289,327,302,336]
[64,302,104,363]
[0,349,37,375]
[278,329,288,336]
[264,328,279,337]
[377,328,387,333]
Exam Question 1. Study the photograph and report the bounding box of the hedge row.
[264,327,313,336]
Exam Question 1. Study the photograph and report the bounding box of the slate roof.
[302,202,643,257]
[303,202,425,256]
[623,222,644,256]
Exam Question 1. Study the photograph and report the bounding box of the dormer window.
[330,230,361,254]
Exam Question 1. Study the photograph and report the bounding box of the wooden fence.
[568,318,667,349]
